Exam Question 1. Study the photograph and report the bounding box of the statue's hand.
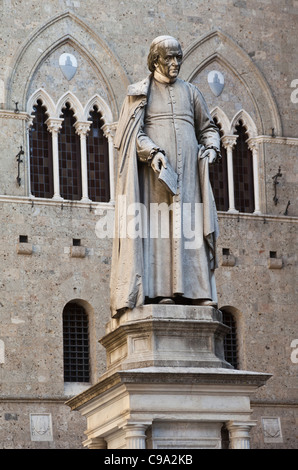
[151,152,167,173]
[202,148,218,164]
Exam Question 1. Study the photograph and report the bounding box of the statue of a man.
[110,36,221,316]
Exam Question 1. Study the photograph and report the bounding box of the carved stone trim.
[253,135,298,146]
[221,135,238,149]
[45,117,63,133]
[0,110,31,121]
[74,121,91,136]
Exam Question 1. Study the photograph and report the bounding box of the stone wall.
[0,0,297,449]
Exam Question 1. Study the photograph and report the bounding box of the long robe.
[110,74,220,316]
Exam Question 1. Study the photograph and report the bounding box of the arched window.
[29,100,53,198]
[87,106,110,202]
[27,90,114,203]
[63,302,90,383]
[233,120,255,213]
[59,102,82,200]
[222,310,238,369]
[209,118,229,211]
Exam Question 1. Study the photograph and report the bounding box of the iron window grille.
[63,303,90,382]
[222,311,238,369]
[29,100,54,198]
[209,118,229,211]
[233,120,255,213]
[59,102,82,201]
[87,106,110,202]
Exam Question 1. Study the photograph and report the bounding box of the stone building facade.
[0,0,297,448]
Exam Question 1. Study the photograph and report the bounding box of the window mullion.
[75,121,91,203]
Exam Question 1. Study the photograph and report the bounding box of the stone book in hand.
[158,162,178,196]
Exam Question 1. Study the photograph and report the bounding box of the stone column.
[102,122,117,203]
[221,135,238,214]
[46,117,63,200]
[123,423,148,449]
[227,421,256,449]
[75,121,92,203]
[247,138,261,215]
[83,436,107,449]
[26,116,34,197]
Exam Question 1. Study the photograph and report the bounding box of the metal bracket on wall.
[16,146,24,186]
[272,166,282,205]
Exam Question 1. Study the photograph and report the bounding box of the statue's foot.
[158,298,175,304]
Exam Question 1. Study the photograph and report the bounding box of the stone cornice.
[0,195,115,210]
[65,367,272,411]
[218,211,298,223]
[0,110,30,121]
[251,135,298,146]
[0,196,296,221]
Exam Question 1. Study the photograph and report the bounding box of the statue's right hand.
[151,152,167,173]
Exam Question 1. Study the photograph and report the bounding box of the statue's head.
[147,36,183,81]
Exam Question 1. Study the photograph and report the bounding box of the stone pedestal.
[66,305,271,449]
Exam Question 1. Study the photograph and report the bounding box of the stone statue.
[110,36,221,316]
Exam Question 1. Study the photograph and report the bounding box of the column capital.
[123,422,149,449]
[74,120,91,136]
[83,436,107,449]
[226,420,257,449]
[246,137,259,151]
[45,117,63,134]
[221,134,238,149]
[102,122,117,140]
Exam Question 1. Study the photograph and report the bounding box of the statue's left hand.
[201,148,218,164]
[151,152,168,173]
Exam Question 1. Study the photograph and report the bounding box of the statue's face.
[155,40,183,80]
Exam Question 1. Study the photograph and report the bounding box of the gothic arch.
[210,106,230,136]
[84,94,113,124]
[27,88,56,118]
[231,109,258,138]
[56,91,84,122]
[181,29,282,136]
[6,11,129,119]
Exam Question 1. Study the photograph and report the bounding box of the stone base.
[100,305,232,375]
[66,366,270,449]
[66,305,271,449]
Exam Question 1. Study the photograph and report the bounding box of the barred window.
[63,302,90,382]
[222,310,238,369]
[233,120,255,213]
[209,118,229,211]
[29,100,53,198]
[87,106,110,202]
[59,102,82,201]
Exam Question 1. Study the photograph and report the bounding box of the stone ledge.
[16,243,33,255]
[70,246,87,258]
[65,367,272,412]
[268,258,283,269]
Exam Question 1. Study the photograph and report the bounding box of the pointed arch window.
[233,120,255,213]
[29,100,53,198]
[209,118,229,211]
[27,90,115,203]
[59,102,82,200]
[63,302,90,383]
[87,106,110,202]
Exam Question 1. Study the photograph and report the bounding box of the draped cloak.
[110,75,220,316]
